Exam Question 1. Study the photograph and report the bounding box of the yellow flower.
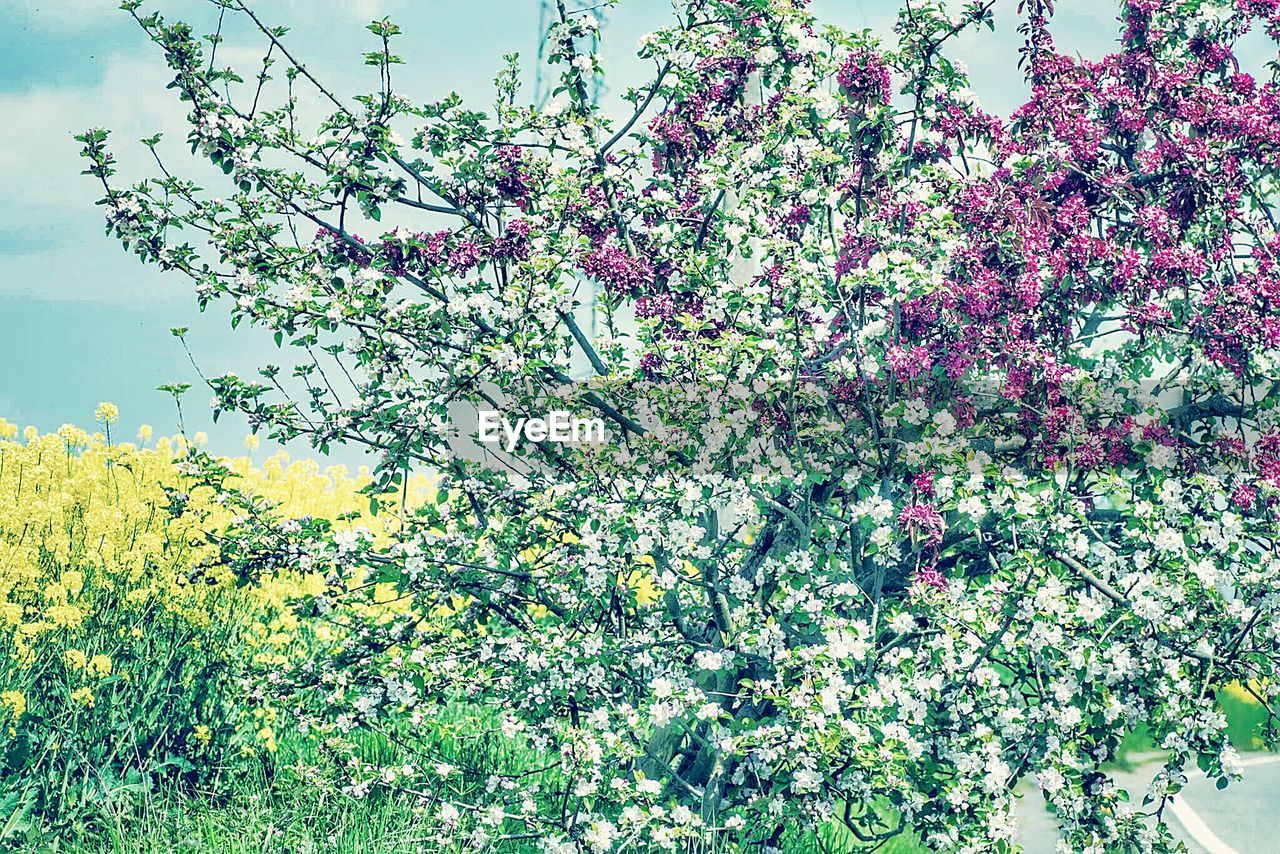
[244,433,261,451]
[48,603,86,629]
[0,421,433,765]
[0,691,26,721]
[46,604,85,629]
[56,424,90,447]
[94,402,120,425]
[0,419,16,440]
[61,570,85,597]
[193,431,209,447]
[257,726,278,753]
[138,424,153,443]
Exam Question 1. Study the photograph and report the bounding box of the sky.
[0,0,1128,464]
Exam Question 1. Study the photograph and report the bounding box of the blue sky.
[0,0,1126,462]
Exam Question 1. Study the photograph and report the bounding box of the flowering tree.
[80,0,1280,850]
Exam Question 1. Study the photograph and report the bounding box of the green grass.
[65,780,429,854]
[36,783,930,854]
[21,690,1270,852]
[1221,688,1271,751]
[70,789,931,854]
[4,701,926,853]
[8,732,931,853]
[1112,684,1275,770]
[20,777,929,853]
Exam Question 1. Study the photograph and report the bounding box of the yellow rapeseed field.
[0,407,429,800]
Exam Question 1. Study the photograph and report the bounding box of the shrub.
[83,0,1280,850]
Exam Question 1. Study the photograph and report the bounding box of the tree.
[80,0,1280,850]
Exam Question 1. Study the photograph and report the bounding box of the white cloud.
[0,55,191,299]
[0,56,183,192]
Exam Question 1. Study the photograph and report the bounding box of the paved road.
[1014,754,1280,853]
